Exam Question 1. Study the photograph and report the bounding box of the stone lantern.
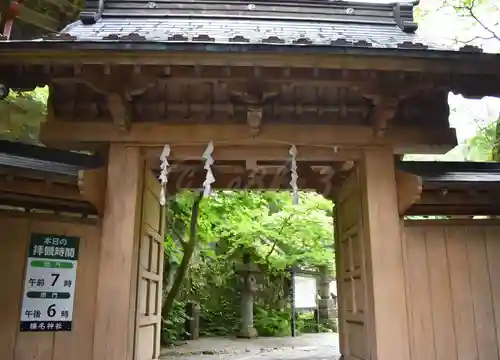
[235,252,259,338]
[317,265,337,329]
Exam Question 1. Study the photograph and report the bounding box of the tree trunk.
[161,191,204,321]
[492,114,500,162]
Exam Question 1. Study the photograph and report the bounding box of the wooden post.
[359,148,410,360]
[290,269,296,338]
[93,144,144,360]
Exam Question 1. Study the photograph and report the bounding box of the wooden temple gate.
[1,1,500,359]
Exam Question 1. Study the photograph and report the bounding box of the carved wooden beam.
[229,83,279,136]
[40,122,458,155]
[395,169,422,216]
[77,167,107,216]
[107,93,131,132]
[359,79,437,138]
[246,105,262,136]
[52,69,158,131]
[369,96,399,138]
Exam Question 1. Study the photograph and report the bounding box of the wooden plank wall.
[0,213,100,360]
[403,220,500,360]
[336,169,368,360]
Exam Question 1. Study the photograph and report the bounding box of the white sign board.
[329,280,337,298]
[20,233,80,332]
[294,275,317,309]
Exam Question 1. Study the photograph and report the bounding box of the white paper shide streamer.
[202,141,215,197]
[289,145,299,205]
[158,144,171,206]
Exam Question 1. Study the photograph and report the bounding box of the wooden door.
[335,168,369,360]
[135,170,165,360]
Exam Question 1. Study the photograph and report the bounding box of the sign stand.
[290,270,296,337]
[19,233,80,332]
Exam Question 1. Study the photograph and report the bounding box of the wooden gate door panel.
[136,170,165,360]
[335,168,368,360]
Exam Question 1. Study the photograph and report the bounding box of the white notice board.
[294,275,317,309]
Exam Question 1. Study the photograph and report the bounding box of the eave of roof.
[397,161,500,184]
[0,140,102,176]
[0,0,489,58]
[0,195,97,214]
[69,0,422,45]
[57,16,433,49]
[1,0,498,77]
[0,40,496,62]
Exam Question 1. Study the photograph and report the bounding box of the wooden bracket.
[246,105,262,136]
[368,96,399,138]
[107,93,132,132]
[77,167,107,216]
[395,169,422,216]
[82,73,152,133]
[359,79,440,138]
[52,68,158,131]
[230,83,279,137]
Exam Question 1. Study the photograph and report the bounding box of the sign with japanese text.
[20,233,80,332]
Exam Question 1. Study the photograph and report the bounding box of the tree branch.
[461,35,496,44]
[467,0,499,40]
[166,217,187,249]
[161,190,204,322]
[264,213,296,263]
[446,0,500,42]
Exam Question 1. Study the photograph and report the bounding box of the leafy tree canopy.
[166,190,335,272]
[163,190,335,342]
[0,87,47,144]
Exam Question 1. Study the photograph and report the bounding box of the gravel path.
[161,333,340,360]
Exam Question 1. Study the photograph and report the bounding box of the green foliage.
[466,118,499,161]
[162,190,335,342]
[191,256,241,336]
[192,191,335,271]
[254,308,291,337]
[442,0,497,18]
[296,312,333,334]
[0,87,48,144]
[162,300,190,344]
[404,109,500,163]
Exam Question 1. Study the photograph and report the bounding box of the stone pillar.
[317,265,337,329]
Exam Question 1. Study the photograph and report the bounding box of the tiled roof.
[61,17,444,50]
[44,0,452,51]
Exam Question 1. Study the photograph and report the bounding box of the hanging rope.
[289,145,299,205]
[202,141,215,197]
[158,144,171,206]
